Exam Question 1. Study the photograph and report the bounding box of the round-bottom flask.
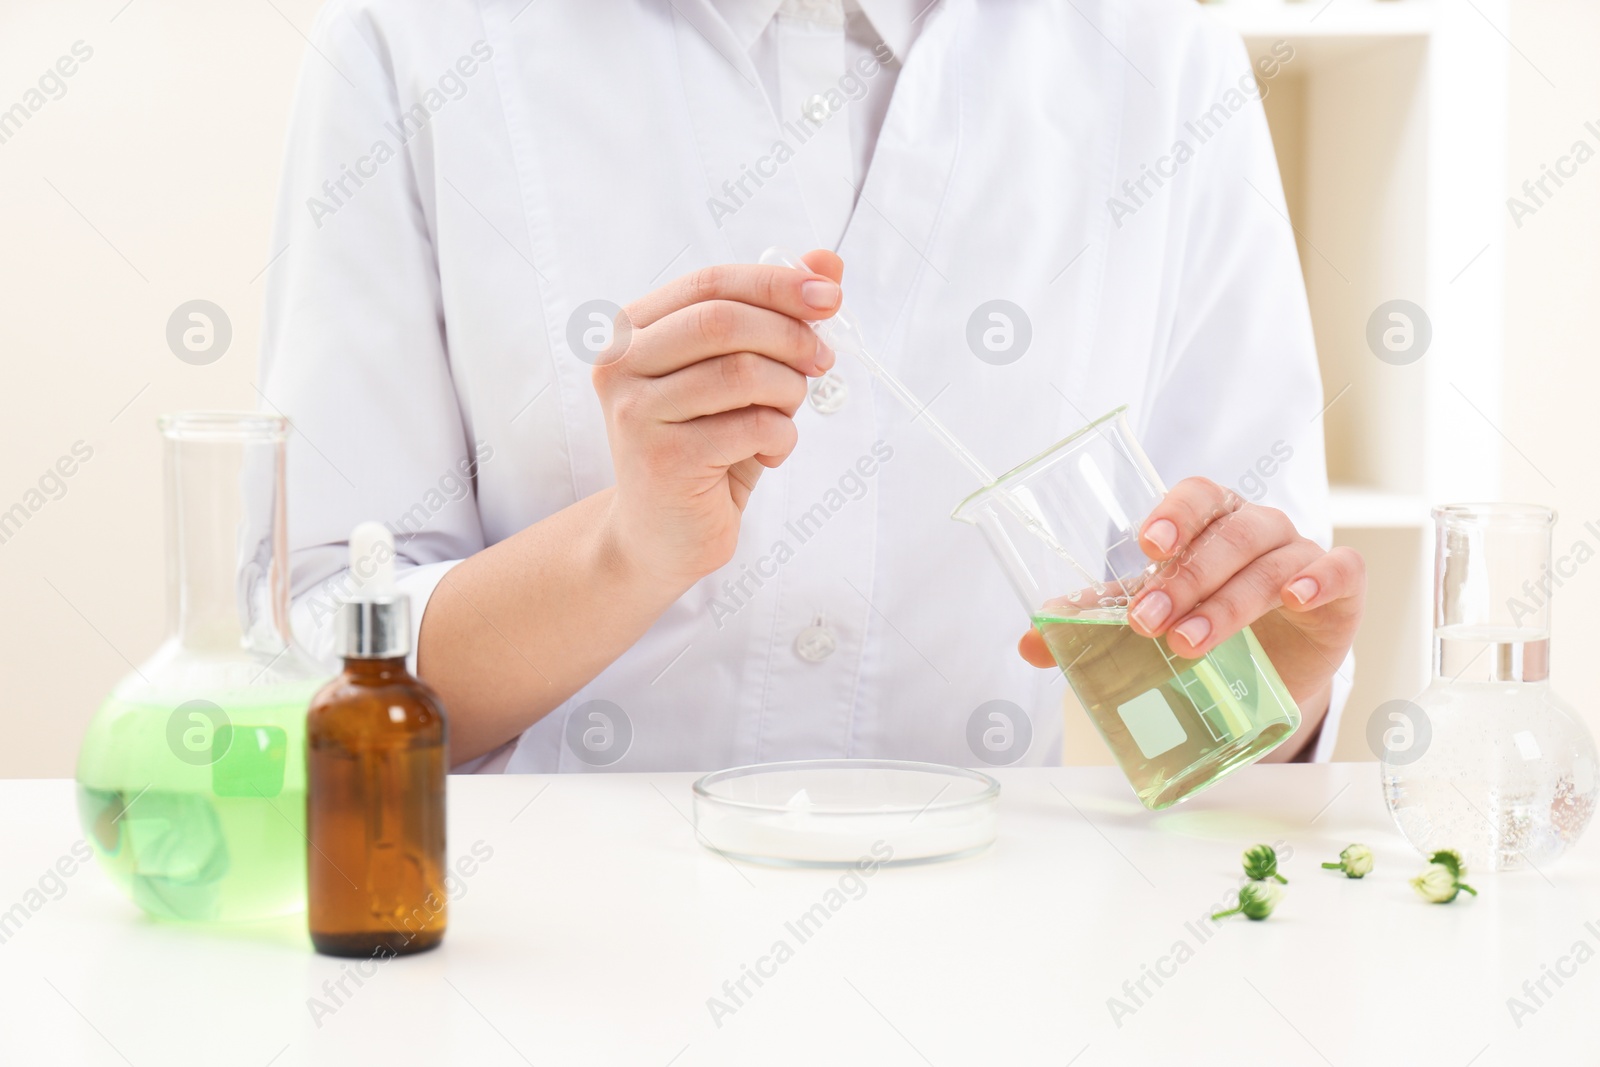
[1381,504,1597,871]
[76,413,328,921]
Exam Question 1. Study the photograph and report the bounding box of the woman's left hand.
[1018,477,1366,745]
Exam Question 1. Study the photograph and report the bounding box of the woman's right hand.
[592,250,844,595]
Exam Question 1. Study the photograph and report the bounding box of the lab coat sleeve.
[1135,27,1350,761]
[258,0,484,672]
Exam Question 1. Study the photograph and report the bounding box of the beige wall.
[1500,0,1600,714]
[0,1,1593,777]
[0,0,318,778]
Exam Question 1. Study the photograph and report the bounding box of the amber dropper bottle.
[307,522,448,957]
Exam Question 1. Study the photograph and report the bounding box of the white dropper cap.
[349,521,397,598]
[338,521,410,659]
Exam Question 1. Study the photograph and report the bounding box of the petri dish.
[691,759,1000,867]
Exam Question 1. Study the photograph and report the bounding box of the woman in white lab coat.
[261,0,1364,772]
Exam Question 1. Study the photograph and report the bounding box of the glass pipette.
[759,247,1104,592]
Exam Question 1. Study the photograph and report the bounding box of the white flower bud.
[1429,849,1465,879]
[1243,843,1287,884]
[1321,842,1375,879]
[1339,844,1373,879]
[1212,880,1284,921]
[1411,862,1459,903]
[1240,881,1283,919]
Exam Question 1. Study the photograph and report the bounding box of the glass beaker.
[76,413,328,921]
[1381,504,1597,870]
[953,407,1302,810]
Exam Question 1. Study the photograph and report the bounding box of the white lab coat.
[260,0,1348,772]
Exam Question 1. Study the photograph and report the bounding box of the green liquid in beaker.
[1032,609,1301,809]
[76,684,316,922]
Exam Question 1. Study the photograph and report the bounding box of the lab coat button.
[794,623,837,662]
[808,372,848,414]
[802,94,830,123]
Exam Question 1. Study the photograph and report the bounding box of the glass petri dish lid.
[692,759,1000,867]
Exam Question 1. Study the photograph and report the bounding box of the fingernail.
[801,279,840,309]
[1130,591,1171,633]
[1144,518,1178,555]
[815,339,835,371]
[1173,616,1211,649]
[1287,577,1319,605]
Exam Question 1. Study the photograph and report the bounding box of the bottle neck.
[1430,507,1556,683]
[341,656,412,681]
[339,599,410,659]
[165,426,294,655]
[1435,627,1549,683]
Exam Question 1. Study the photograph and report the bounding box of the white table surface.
[1,763,1595,1066]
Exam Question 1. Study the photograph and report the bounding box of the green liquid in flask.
[1033,609,1301,809]
[76,682,318,922]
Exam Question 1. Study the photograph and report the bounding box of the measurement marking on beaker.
[1246,653,1293,715]
[1160,645,1232,743]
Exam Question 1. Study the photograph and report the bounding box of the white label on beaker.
[1117,689,1187,760]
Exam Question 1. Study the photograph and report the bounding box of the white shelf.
[1225,0,1508,755]
[1203,0,1436,39]
[1328,485,1430,529]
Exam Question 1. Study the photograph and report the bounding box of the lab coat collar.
[707,0,784,51]
[707,0,923,60]
[857,0,922,60]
